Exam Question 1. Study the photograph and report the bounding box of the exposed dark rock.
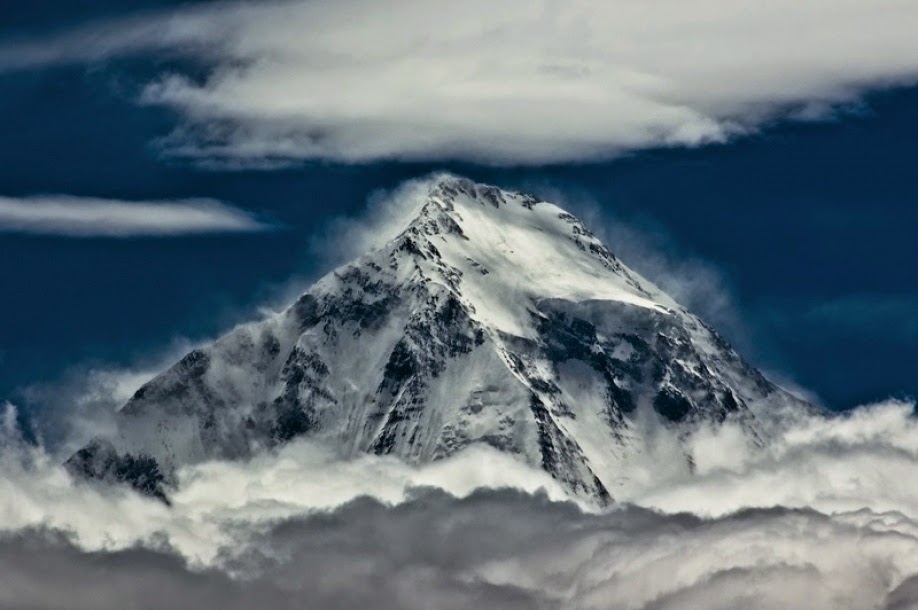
[381,340,419,392]
[653,388,694,422]
[292,294,320,330]
[64,440,169,503]
[271,400,314,442]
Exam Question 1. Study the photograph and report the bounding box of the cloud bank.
[2,397,918,608]
[2,0,918,165]
[0,195,269,236]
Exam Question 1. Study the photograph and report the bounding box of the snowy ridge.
[408,178,673,336]
[67,175,811,503]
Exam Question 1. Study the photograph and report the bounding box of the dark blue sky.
[0,2,916,412]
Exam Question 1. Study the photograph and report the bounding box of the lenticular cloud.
[0,195,268,237]
[1,398,917,609]
[2,0,918,165]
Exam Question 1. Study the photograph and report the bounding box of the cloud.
[2,0,918,165]
[0,401,576,563]
[2,398,918,608]
[1,483,918,609]
[625,400,918,517]
[18,337,202,455]
[0,529,291,610]
[21,494,903,610]
[0,195,270,236]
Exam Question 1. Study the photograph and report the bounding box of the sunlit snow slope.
[68,175,810,503]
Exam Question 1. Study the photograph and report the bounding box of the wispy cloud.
[1,0,918,165]
[0,195,270,237]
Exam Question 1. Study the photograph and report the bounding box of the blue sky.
[0,0,916,412]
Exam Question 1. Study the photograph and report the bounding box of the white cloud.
[20,338,201,454]
[0,195,269,236]
[1,399,918,608]
[0,402,575,563]
[2,0,918,165]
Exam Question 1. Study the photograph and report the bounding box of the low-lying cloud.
[2,0,918,165]
[1,398,917,608]
[0,195,269,236]
[11,493,918,610]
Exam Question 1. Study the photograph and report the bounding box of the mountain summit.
[68,175,809,502]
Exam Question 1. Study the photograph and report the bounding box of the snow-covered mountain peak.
[68,176,812,504]
[360,175,674,338]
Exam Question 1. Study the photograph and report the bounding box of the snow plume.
[2,0,918,165]
[310,174,441,266]
[2,399,918,608]
[529,185,748,340]
[521,182,822,403]
[19,338,202,455]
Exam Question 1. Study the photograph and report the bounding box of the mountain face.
[67,176,809,503]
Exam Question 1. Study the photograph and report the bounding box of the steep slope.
[67,176,810,503]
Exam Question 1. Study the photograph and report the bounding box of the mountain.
[67,175,810,503]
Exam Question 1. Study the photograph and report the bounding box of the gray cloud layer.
[0,195,269,236]
[2,397,918,608]
[2,0,918,165]
[3,489,918,610]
